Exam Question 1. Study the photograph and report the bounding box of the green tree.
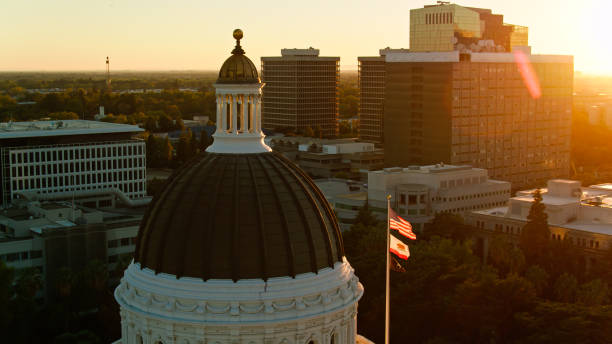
[307,143,319,153]
[158,113,174,132]
[520,189,551,266]
[577,279,609,306]
[304,126,315,137]
[488,235,525,276]
[14,267,42,299]
[53,330,102,344]
[554,272,578,302]
[0,94,16,108]
[423,213,471,241]
[48,111,79,120]
[176,128,195,164]
[524,265,549,297]
[143,116,158,132]
[161,136,174,166]
[513,302,612,343]
[0,261,15,331]
[352,201,380,228]
[199,131,212,150]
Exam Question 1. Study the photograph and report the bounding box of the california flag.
[390,234,410,260]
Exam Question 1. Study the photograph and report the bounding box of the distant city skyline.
[1,0,610,75]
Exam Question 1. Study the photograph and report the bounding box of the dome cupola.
[206,29,270,154]
[217,29,260,84]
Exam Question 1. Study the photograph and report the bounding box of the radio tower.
[106,56,111,91]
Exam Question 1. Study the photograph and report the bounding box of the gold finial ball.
[233,29,243,41]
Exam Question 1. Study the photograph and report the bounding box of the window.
[408,195,417,204]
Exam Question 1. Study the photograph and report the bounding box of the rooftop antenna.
[106,56,111,91]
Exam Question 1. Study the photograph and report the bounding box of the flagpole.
[385,194,391,344]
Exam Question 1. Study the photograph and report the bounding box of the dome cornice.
[115,260,363,323]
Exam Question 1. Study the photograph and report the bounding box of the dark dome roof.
[134,152,344,281]
[217,54,259,84]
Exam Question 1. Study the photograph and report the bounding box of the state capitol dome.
[134,152,344,281]
[114,29,363,344]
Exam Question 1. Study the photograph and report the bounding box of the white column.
[241,95,248,133]
[231,94,238,134]
[255,96,261,132]
[216,95,222,131]
[221,95,228,132]
[249,95,255,132]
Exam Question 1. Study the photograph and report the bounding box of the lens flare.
[514,50,541,99]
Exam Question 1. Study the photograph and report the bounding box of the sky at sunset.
[1,0,610,75]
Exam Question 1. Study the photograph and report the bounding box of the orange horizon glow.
[0,0,610,76]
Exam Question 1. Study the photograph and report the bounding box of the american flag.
[389,207,416,240]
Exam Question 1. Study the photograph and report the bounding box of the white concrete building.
[333,164,510,232]
[0,120,147,208]
[466,180,612,257]
[0,199,143,296]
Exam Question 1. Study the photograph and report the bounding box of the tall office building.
[261,48,340,137]
[377,3,572,190]
[0,120,147,207]
[383,50,573,190]
[358,48,409,143]
[410,3,528,53]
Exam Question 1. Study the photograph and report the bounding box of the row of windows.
[425,12,453,24]
[11,159,145,177]
[400,208,425,216]
[434,190,508,203]
[440,176,488,189]
[554,234,601,249]
[477,221,605,250]
[399,194,426,205]
[108,237,137,248]
[10,143,144,164]
[0,250,43,262]
[439,202,506,214]
[12,176,146,193]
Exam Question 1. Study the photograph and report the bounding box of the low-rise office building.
[0,199,144,297]
[270,137,384,180]
[0,120,146,208]
[330,164,510,231]
[466,179,612,265]
[368,164,510,231]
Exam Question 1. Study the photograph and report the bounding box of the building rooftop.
[384,51,573,63]
[0,120,143,140]
[336,192,368,201]
[281,48,320,56]
[377,164,480,175]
